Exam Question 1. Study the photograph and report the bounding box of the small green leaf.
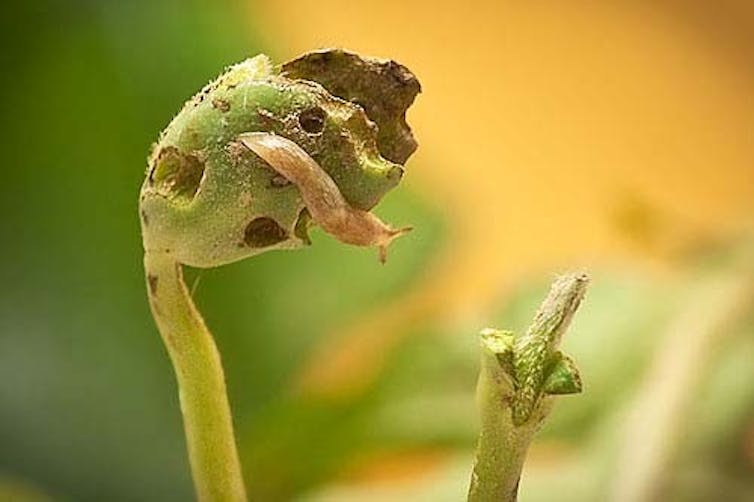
[543,352,583,395]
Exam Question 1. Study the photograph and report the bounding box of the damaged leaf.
[282,48,421,164]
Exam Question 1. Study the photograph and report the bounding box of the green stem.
[144,251,247,502]
[468,345,549,501]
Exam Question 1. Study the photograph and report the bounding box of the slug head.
[139,51,420,268]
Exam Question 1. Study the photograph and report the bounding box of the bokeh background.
[2,1,754,501]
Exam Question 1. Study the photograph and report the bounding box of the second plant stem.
[468,273,588,502]
[144,251,246,502]
[470,345,553,500]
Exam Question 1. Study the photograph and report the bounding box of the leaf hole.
[149,146,205,203]
[243,217,288,247]
[298,106,326,134]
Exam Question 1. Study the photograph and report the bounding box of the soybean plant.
[139,50,420,501]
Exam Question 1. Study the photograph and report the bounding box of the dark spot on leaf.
[244,217,288,247]
[141,210,149,226]
[148,274,158,295]
[298,106,326,134]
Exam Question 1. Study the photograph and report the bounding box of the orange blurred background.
[251,0,754,398]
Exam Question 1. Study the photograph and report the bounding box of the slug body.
[239,132,410,262]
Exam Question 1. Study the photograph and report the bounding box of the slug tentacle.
[239,132,411,263]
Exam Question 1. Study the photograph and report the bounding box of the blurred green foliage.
[303,266,754,501]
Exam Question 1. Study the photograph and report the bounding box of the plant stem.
[468,345,551,501]
[144,251,246,502]
[468,273,588,502]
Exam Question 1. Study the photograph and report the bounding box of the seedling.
[139,49,420,501]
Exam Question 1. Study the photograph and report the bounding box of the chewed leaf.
[282,49,421,164]
[140,52,419,268]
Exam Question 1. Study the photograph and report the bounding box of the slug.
[239,132,411,263]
